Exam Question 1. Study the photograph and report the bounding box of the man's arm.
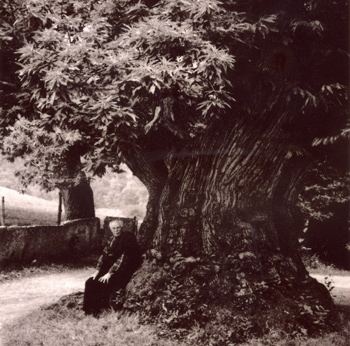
[98,253,125,283]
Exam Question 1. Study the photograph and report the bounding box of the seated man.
[83,219,142,316]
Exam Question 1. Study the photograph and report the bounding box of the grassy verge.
[1,307,188,346]
[1,298,349,346]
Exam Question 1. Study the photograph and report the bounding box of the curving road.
[0,270,349,328]
[0,268,92,328]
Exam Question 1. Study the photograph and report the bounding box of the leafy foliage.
[299,164,349,222]
[1,0,348,184]
[3,118,85,190]
[0,0,236,189]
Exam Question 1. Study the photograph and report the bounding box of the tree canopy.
[1,0,348,182]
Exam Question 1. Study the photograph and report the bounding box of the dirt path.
[0,268,92,327]
[0,271,349,328]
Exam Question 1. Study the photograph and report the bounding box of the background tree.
[0,0,96,220]
[1,0,349,342]
[3,119,96,220]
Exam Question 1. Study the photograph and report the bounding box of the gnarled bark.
[122,110,337,343]
[123,129,171,250]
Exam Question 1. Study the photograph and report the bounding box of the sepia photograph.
[0,1,349,345]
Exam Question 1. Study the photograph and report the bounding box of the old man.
[83,219,142,316]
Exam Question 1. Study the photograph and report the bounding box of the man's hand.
[90,271,99,280]
[98,273,112,283]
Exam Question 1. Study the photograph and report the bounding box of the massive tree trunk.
[123,129,171,250]
[122,108,337,343]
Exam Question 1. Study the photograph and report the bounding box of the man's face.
[110,221,123,237]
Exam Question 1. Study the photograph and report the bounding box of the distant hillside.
[0,186,58,226]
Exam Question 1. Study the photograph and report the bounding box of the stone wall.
[0,218,102,267]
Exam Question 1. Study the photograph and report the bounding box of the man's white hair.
[109,220,123,226]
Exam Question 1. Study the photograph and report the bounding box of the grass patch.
[243,326,350,346]
[1,307,187,346]
[1,298,349,346]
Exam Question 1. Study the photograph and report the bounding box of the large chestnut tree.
[1,0,348,342]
